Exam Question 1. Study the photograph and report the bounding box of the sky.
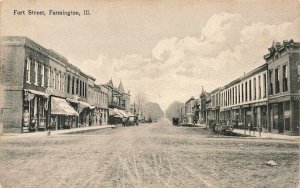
[2,0,300,111]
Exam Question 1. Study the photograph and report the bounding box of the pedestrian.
[248,122,251,135]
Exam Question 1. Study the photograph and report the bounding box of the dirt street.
[0,119,299,188]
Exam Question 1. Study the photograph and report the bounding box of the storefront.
[241,104,253,128]
[77,101,92,127]
[23,89,49,133]
[253,102,267,132]
[269,96,300,135]
[50,96,79,130]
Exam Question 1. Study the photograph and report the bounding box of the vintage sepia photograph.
[0,0,300,187]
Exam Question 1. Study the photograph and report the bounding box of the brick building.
[264,40,300,135]
[0,36,113,133]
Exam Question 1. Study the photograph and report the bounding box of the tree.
[165,101,184,121]
[143,102,164,121]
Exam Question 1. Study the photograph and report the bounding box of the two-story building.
[264,40,300,135]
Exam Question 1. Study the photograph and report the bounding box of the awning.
[113,108,123,118]
[78,101,92,113]
[66,98,80,104]
[118,110,128,118]
[51,97,79,116]
[25,89,49,98]
[127,112,135,117]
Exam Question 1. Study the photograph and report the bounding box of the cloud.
[76,12,300,111]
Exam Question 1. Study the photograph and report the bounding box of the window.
[34,61,38,85]
[283,65,288,92]
[67,75,71,93]
[258,76,261,99]
[263,74,267,98]
[62,74,65,93]
[241,83,244,102]
[269,70,273,95]
[245,82,248,102]
[47,68,51,87]
[53,69,56,89]
[72,77,75,95]
[58,72,61,91]
[41,65,44,87]
[76,79,79,95]
[253,78,256,100]
[26,58,31,83]
[238,85,240,103]
[249,80,252,101]
[275,68,279,94]
[85,83,87,97]
[79,80,82,96]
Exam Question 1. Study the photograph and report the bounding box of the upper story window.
[26,58,31,83]
[269,70,273,95]
[245,82,248,102]
[258,76,261,99]
[58,72,61,91]
[241,83,244,102]
[263,73,267,98]
[283,65,288,92]
[34,61,38,85]
[53,69,56,90]
[249,80,252,101]
[253,77,256,100]
[41,65,44,87]
[47,67,51,87]
[72,77,75,95]
[67,75,71,93]
[275,68,280,94]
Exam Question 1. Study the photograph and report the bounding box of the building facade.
[264,40,300,135]
[0,36,121,133]
[183,40,299,135]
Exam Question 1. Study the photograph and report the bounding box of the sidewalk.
[232,129,300,142]
[0,124,115,140]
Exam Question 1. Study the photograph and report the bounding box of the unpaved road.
[0,119,299,188]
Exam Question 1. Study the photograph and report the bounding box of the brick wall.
[1,44,25,133]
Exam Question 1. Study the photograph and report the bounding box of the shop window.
[26,58,31,83]
[275,68,280,94]
[283,65,288,92]
[284,101,290,131]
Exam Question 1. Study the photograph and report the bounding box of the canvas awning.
[127,112,135,117]
[78,101,93,113]
[66,98,80,104]
[51,97,78,116]
[118,110,128,118]
[25,89,49,98]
